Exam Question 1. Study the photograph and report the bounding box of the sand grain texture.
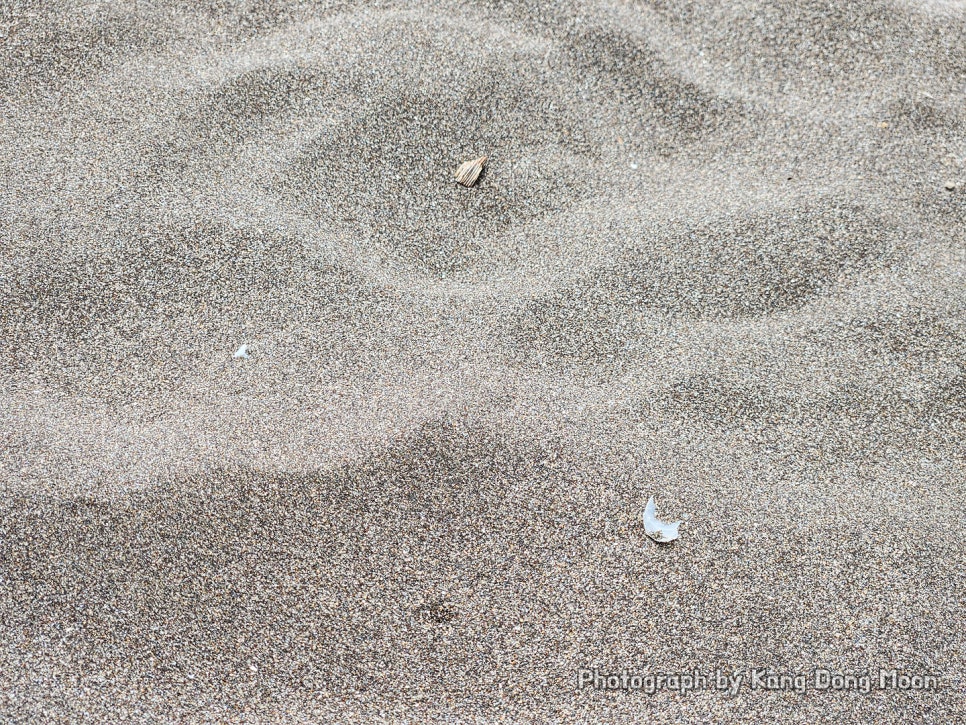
[1,0,964,722]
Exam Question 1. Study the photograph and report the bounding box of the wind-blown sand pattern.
[1,1,964,722]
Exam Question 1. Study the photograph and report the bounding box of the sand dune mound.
[505,199,908,364]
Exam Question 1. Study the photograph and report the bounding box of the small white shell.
[643,496,682,543]
[455,155,487,187]
[233,344,250,359]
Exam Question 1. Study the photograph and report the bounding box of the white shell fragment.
[643,496,682,543]
[233,344,250,359]
[455,155,487,187]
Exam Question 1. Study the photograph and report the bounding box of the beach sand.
[1,1,964,722]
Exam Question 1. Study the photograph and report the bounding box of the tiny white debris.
[643,496,682,543]
[233,344,250,359]
[630,162,639,170]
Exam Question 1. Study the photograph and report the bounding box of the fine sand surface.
[1,1,965,722]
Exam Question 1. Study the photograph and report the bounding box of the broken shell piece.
[643,496,682,543]
[455,155,487,187]
[233,344,250,359]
